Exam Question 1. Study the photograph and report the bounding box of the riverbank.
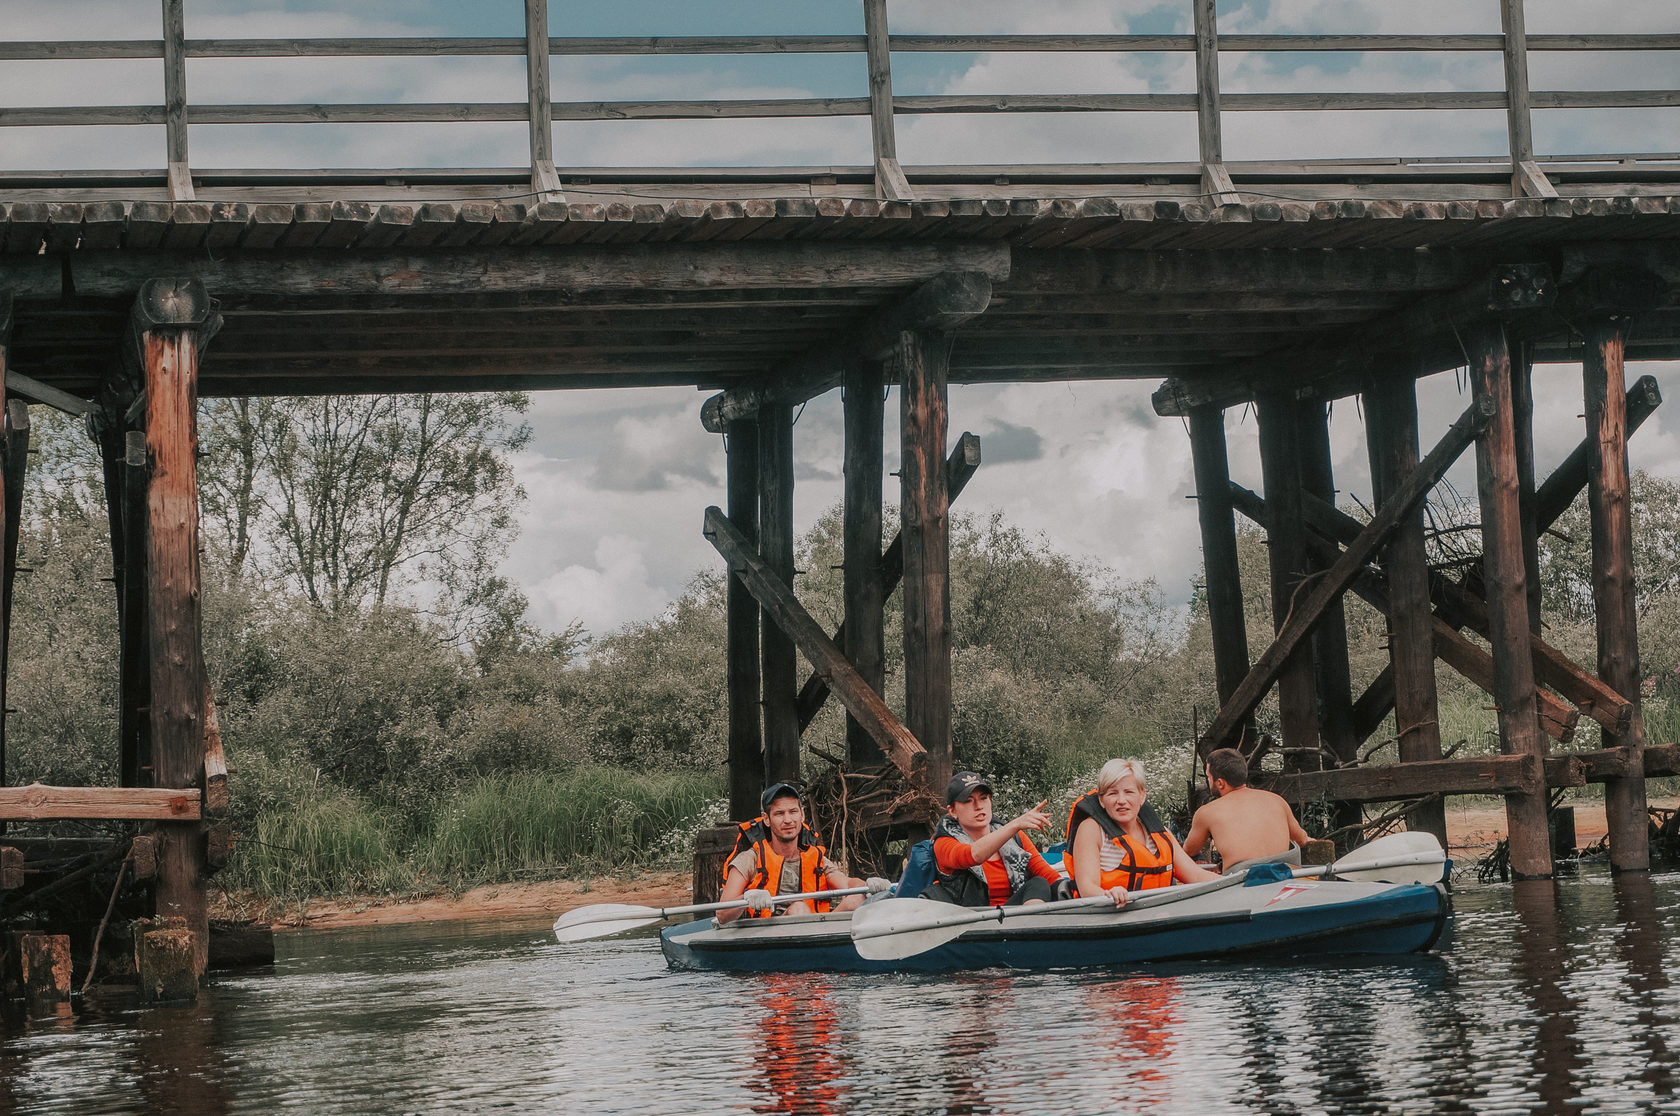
[222,797,1673,931]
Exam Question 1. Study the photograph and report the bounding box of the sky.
[4,1,1678,638]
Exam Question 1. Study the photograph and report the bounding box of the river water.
[2,869,1677,1115]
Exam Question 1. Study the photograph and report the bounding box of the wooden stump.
[1300,839,1337,866]
[0,845,21,889]
[18,933,72,1012]
[134,918,198,1003]
[692,825,737,906]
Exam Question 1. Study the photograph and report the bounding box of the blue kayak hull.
[660,882,1449,973]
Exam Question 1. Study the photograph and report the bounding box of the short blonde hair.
[1096,758,1148,796]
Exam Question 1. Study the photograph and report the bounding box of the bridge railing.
[1,0,1676,201]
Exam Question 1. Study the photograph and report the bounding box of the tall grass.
[421,767,724,881]
[230,786,410,900]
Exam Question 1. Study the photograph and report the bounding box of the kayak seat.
[1242,861,1297,885]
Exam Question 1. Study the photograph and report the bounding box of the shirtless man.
[1183,748,1312,871]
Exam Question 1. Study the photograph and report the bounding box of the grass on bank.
[224,766,724,903]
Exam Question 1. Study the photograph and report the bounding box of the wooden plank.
[1188,406,1250,751]
[724,418,761,821]
[1192,0,1235,206]
[898,329,952,795]
[1467,321,1551,879]
[32,243,1011,300]
[1200,399,1488,753]
[1012,248,1484,300]
[843,357,886,767]
[0,784,201,821]
[703,507,927,782]
[1584,315,1650,871]
[758,404,799,786]
[1266,754,1545,804]
[796,432,981,730]
[524,0,563,199]
[0,400,27,795]
[700,270,992,431]
[162,0,193,200]
[202,690,227,817]
[0,845,21,889]
[1536,374,1661,537]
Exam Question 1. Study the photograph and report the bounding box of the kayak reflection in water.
[921,771,1067,908]
[1066,758,1218,907]
[717,782,867,924]
[752,973,844,1116]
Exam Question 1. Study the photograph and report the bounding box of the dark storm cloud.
[977,419,1046,465]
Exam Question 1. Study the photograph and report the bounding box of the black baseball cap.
[945,772,993,806]
[761,781,803,811]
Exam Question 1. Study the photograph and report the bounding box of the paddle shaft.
[564,884,872,930]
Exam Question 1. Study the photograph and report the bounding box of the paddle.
[850,831,1447,961]
[552,882,881,943]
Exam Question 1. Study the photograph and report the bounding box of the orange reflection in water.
[751,974,843,1116]
[1087,974,1182,1108]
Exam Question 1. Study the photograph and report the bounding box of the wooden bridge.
[1,2,1678,994]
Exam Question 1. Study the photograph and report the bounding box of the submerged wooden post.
[899,330,952,795]
[1467,322,1551,879]
[134,278,220,973]
[843,359,887,767]
[1365,374,1448,845]
[724,418,762,820]
[758,403,800,786]
[1255,393,1321,767]
[1187,405,1252,754]
[1584,315,1650,872]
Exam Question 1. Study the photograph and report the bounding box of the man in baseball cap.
[717,781,868,922]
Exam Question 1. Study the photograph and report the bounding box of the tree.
[199,393,531,613]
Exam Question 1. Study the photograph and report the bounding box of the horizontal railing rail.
[2,1,1676,203]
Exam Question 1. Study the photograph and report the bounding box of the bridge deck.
[4,188,1679,403]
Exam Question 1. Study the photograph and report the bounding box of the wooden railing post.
[862,0,912,201]
[724,419,762,820]
[523,0,565,200]
[161,0,193,200]
[1584,315,1650,872]
[1467,321,1551,879]
[1192,0,1239,205]
[1500,0,1557,198]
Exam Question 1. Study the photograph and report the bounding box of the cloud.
[527,534,672,639]
[976,418,1044,465]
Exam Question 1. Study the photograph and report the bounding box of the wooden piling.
[898,329,953,794]
[724,418,763,820]
[1255,393,1321,766]
[843,358,887,767]
[1511,345,1542,633]
[136,279,218,973]
[17,933,72,1013]
[1300,401,1359,780]
[133,918,198,1003]
[1584,315,1650,872]
[1364,375,1448,845]
[757,403,800,786]
[1467,322,1551,879]
[1187,405,1252,753]
[0,300,11,813]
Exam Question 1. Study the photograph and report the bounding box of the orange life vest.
[740,831,833,918]
[1064,790,1175,894]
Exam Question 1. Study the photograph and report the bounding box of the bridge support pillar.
[898,330,952,797]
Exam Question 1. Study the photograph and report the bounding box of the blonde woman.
[1064,758,1217,907]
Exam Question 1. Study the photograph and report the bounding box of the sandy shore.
[224,797,1674,932]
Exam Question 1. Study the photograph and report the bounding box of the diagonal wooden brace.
[1198,398,1490,752]
[703,506,927,782]
[796,432,981,731]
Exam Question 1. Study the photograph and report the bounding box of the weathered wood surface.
[797,431,981,731]
[0,784,201,821]
[862,0,911,201]
[1468,322,1551,879]
[898,330,953,794]
[724,419,762,821]
[757,405,799,786]
[0,845,23,889]
[1254,394,1321,765]
[842,358,886,766]
[0,398,23,806]
[202,691,228,817]
[700,270,992,431]
[1199,398,1488,753]
[1584,315,1651,872]
[703,507,927,782]
[1266,753,1547,804]
[1535,374,1662,527]
[1187,406,1250,751]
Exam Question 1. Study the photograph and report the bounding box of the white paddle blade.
[1329,850,1447,886]
[552,903,661,943]
[849,898,990,961]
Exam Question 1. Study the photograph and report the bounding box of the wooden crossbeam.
[703,506,927,782]
[1198,399,1489,752]
[1230,484,1580,744]
[0,784,201,821]
[1535,373,1661,528]
[797,432,981,730]
[1265,753,1547,804]
[700,272,991,431]
[1152,263,1555,416]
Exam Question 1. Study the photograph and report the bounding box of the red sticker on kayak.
[1263,882,1319,908]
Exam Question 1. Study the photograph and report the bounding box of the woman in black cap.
[921,772,1064,907]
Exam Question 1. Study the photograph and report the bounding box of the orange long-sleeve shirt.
[933,832,1061,906]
